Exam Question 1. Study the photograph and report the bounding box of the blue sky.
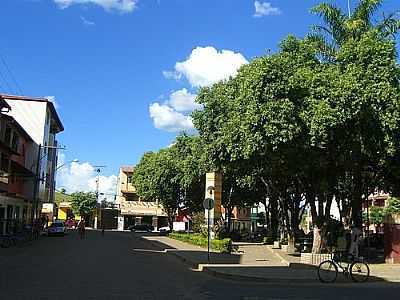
[0,0,398,197]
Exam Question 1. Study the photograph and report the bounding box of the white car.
[158,226,171,235]
[47,221,66,236]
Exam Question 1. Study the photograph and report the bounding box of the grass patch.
[169,232,232,253]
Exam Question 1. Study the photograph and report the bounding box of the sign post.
[203,197,214,263]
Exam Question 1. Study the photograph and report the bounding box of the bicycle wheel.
[0,237,11,248]
[318,260,338,283]
[350,262,370,283]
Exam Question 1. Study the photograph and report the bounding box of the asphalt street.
[0,230,399,300]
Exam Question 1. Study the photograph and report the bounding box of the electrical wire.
[0,52,23,95]
[0,65,14,94]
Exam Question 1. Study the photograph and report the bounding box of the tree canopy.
[71,192,97,216]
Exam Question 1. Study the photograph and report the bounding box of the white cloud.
[53,0,138,13]
[254,1,281,17]
[162,70,181,81]
[56,155,117,202]
[167,46,248,87]
[81,16,95,25]
[168,88,200,112]
[149,102,194,132]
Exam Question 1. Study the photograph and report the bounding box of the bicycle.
[317,250,370,283]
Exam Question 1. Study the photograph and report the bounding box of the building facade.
[0,94,63,223]
[0,97,37,233]
[115,166,167,231]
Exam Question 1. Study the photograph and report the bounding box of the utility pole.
[31,144,42,222]
[347,0,351,18]
[93,165,106,229]
[31,144,66,223]
[93,165,106,202]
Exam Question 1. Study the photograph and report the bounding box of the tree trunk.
[312,226,322,254]
[287,232,296,254]
[227,205,233,232]
[270,197,279,239]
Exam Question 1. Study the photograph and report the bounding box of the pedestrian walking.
[77,218,86,239]
[101,224,105,237]
[349,224,362,259]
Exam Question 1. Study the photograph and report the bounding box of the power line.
[0,53,23,95]
[0,66,14,94]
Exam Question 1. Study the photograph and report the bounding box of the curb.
[136,235,395,285]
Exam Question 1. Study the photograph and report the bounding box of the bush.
[263,236,274,245]
[192,212,205,233]
[169,232,232,253]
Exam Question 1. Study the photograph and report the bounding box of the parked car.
[128,224,154,232]
[47,221,66,236]
[158,226,171,236]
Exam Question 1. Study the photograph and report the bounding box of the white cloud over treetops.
[53,0,138,13]
[165,46,248,87]
[149,88,201,132]
[56,154,117,202]
[149,102,194,132]
[168,88,201,112]
[253,1,281,17]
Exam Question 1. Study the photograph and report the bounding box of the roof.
[0,94,64,132]
[0,98,11,111]
[121,166,135,173]
[1,114,34,142]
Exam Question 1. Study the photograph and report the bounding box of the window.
[126,194,139,201]
[127,175,133,184]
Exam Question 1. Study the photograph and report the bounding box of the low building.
[221,206,252,232]
[115,166,167,230]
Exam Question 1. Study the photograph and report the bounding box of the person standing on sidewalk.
[349,225,362,259]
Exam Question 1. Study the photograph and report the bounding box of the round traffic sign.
[203,198,214,210]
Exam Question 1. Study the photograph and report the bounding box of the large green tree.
[71,192,97,216]
[309,0,400,61]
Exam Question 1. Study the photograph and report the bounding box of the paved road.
[0,230,399,300]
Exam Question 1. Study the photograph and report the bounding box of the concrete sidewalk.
[137,234,400,285]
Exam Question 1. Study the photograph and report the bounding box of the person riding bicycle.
[77,218,86,239]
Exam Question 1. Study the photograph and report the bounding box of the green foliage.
[363,206,385,226]
[131,0,400,255]
[133,150,180,226]
[54,191,73,206]
[169,232,232,253]
[70,192,97,216]
[386,197,400,214]
[191,212,205,234]
[309,0,399,61]
[133,135,208,226]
